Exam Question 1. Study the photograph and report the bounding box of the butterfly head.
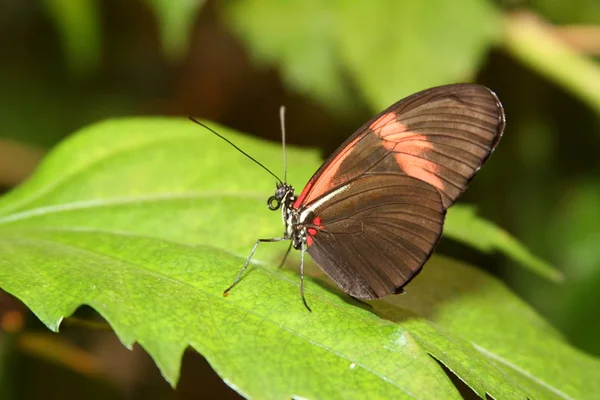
[268,182,295,211]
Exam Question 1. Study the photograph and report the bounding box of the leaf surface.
[0,118,594,399]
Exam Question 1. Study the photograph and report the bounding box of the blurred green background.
[0,0,599,398]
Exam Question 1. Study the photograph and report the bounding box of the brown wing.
[294,83,505,210]
[304,173,445,299]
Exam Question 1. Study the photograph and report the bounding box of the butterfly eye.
[267,196,281,210]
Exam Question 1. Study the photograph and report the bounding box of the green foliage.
[531,0,600,24]
[40,0,101,76]
[143,0,206,61]
[34,0,600,117]
[550,183,600,354]
[0,119,596,398]
[224,0,501,111]
[384,255,600,400]
[504,12,600,115]
[223,0,356,112]
[333,0,501,110]
[6,0,600,396]
[40,0,205,72]
[446,206,563,282]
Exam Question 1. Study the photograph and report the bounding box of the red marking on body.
[305,216,322,247]
[381,133,445,192]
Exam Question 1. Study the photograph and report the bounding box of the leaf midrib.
[0,130,200,217]
[473,344,574,400]
[0,191,266,226]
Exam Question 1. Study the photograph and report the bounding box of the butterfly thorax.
[268,183,307,250]
[284,203,306,250]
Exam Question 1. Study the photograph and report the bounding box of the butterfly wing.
[302,173,445,299]
[294,83,505,210]
[296,83,505,298]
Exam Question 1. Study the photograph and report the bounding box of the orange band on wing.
[373,118,409,140]
[393,152,445,192]
[380,129,446,193]
[294,134,363,208]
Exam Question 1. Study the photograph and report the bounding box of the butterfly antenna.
[189,117,282,184]
[279,106,288,183]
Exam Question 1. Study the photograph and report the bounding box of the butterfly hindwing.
[302,173,445,299]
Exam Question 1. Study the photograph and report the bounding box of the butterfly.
[194,83,505,311]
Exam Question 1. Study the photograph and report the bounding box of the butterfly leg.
[223,237,288,296]
[277,241,293,269]
[300,242,312,312]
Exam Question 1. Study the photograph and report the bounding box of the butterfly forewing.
[295,84,505,298]
[294,84,505,210]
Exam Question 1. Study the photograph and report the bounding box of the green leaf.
[504,12,600,116]
[223,0,355,111]
[335,0,501,110]
[223,0,501,112]
[445,205,564,283]
[0,118,593,399]
[143,0,206,61]
[550,182,600,354]
[531,0,600,24]
[384,256,600,400]
[40,0,101,76]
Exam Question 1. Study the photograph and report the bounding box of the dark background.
[1,0,599,398]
